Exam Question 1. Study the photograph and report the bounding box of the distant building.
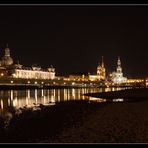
[97,56,106,80]
[89,56,106,82]
[88,75,98,81]
[111,57,127,84]
[0,45,55,80]
[11,65,55,80]
[1,44,13,67]
[69,74,89,81]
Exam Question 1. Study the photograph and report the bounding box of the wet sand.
[48,100,148,143]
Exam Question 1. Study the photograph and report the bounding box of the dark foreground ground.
[1,88,148,143]
[1,100,148,143]
[47,100,148,143]
[0,100,106,143]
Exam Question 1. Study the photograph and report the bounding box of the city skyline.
[0,5,147,77]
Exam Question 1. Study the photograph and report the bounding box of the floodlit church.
[111,57,127,84]
[0,45,55,79]
[97,56,106,80]
[89,56,106,81]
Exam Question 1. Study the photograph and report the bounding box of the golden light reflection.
[89,97,106,103]
[43,96,46,104]
[26,97,29,105]
[26,90,30,99]
[81,89,85,100]
[72,89,75,100]
[41,89,44,97]
[0,99,3,109]
[35,89,37,104]
[77,89,80,100]
[64,89,67,101]
[10,90,13,100]
[113,98,124,102]
[50,89,55,103]
[67,89,70,100]
[0,87,122,112]
[8,98,10,107]
[58,90,60,102]
[13,97,18,107]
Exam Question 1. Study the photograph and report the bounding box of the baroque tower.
[1,44,13,67]
[117,56,122,74]
[111,57,127,84]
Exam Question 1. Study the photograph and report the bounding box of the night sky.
[0,5,148,78]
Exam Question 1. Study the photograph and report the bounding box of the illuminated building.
[1,44,13,67]
[97,56,106,80]
[69,74,89,81]
[0,45,55,80]
[88,56,106,82]
[11,65,55,80]
[89,75,98,81]
[127,79,144,83]
[111,57,127,84]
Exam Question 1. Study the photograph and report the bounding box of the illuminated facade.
[0,45,55,80]
[12,66,55,80]
[111,57,127,84]
[89,75,98,81]
[88,56,106,82]
[69,74,89,81]
[97,56,106,80]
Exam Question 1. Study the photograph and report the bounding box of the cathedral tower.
[97,56,106,81]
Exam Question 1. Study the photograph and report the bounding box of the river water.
[0,87,126,120]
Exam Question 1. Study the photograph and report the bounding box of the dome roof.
[1,46,13,66]
[1,56,13,66]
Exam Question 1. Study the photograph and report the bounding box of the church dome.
[1,56,13,66]
[1,46,13,66]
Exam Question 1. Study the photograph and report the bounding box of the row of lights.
[127,79,144,83]
[10,80,98,86]
[10,81,45,84]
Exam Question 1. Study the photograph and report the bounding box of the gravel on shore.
[47,100,148,143]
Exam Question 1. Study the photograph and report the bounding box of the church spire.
[117,56,121,66]
[6,43,8,48]
[117,56,122,73]
[17,60,19,65]
[101,56,104,67]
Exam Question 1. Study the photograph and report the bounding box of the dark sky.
[0,5,148,77]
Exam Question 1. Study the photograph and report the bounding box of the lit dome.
[1,47,13,66]
[1,56,13,66]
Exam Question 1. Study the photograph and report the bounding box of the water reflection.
[89,97,107,103]
[0,87,127,117]
[113,98,124,102]
[0,99,3,109]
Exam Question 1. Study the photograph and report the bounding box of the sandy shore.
[47,100,148,143]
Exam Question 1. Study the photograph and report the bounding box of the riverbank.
[84,87,148,100]
[0,98,148,143]
[47,100,148,143]
[0,100,106,143]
